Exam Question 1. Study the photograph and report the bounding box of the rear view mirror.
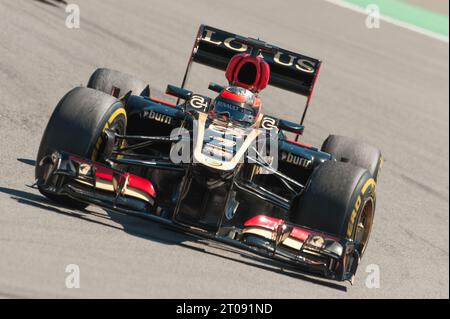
[278,119,304,135]
[208,82,225,93]
[166,85,192,100]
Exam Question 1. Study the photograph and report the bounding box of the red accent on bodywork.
[69,155,156,197]
[286,139,313,149]
[149,97,176,107]
[306,61,322,106]
[244,215,339,242]
[126,174,156,198]
[244,215,283,228]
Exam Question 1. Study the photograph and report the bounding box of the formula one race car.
[35,25,382,282]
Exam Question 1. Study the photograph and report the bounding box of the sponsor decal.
[189,94,209,111]
[203,29,247,52]
[281,152,312,169]
[143,110,172,124]
[261,116,277,130]
[201,29,316,74]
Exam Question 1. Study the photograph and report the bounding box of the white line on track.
[324,0,449,43]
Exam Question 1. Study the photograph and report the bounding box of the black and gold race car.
[35,25,382,283]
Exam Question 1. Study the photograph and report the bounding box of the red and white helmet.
[211,86,260,126]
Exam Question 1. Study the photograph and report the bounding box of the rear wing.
[180,25,322,126]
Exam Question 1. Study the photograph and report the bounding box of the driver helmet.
[210,86,260,126]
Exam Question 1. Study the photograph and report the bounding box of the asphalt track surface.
[0,0,448,298]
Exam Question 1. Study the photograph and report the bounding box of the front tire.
[87,68,149,97]
[35,87,127,208]
[321,135,382,181]
[290,161,376,256]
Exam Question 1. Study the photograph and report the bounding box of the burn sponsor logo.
[281,152,312,169]
[143,110,172,125]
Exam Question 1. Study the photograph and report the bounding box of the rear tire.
[321,135,382,181]
[87,68,149,97]
[35,87,127,208]
[290,161,376,255]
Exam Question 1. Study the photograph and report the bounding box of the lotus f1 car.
[35,25,382,282]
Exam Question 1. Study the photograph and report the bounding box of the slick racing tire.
[87,68,149,97]
[35,87,127,209]
[321,135,382,181]
[290,161,376,256]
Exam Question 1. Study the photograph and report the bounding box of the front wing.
[36,151,360,282]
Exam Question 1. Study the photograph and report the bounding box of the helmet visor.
[213,100,256,125]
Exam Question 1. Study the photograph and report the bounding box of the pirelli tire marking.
[346,178,376,238]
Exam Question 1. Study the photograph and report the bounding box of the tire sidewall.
[344,171,376,242]
[88,102,127,161]
[35,87,127,207]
